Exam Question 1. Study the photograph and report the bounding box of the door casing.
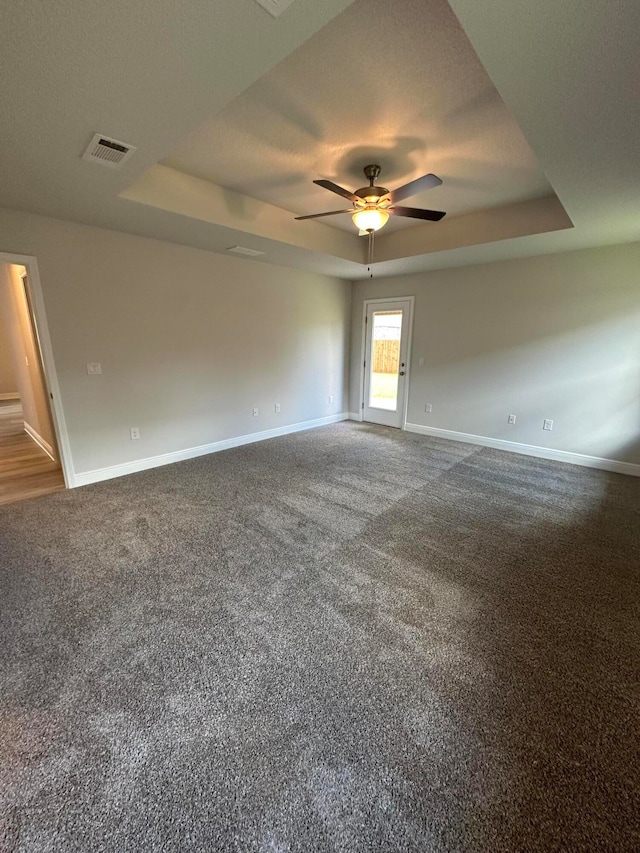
[0,252,74,487]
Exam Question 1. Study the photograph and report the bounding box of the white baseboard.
[404,422,640,477]
[73,413,349,488]
[24,422,56,461]
[348,412,362,421]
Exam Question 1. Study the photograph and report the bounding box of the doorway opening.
[0,256,70,504]
[361,297,414,429]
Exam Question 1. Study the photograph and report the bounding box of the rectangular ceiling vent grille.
[82,133,136,169]
[227,246,266,257]
[253,0,296,19]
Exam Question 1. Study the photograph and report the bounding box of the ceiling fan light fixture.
[352,207,389,233]
[297,166,445,252]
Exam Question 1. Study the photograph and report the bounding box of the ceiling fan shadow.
[440,86,509,140]
[245,78,325,144]
[334,137,429,187]
[244,172,309,192]
[217,185,256,221]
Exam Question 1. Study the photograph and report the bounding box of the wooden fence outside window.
[372,340,400,374]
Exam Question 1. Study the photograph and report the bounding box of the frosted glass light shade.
[352,207,390,232]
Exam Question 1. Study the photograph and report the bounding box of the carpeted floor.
[1,422,638,852]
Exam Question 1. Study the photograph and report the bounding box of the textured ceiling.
[164,0,552,233]
[2,0,639,278]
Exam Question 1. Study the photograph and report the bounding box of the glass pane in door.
[369,310,402,411]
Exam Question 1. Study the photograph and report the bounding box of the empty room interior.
[1,1,639,850]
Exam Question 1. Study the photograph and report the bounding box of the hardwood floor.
[0,401,65,506]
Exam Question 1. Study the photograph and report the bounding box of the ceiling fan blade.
[295,208,355,220]
[314,179,360,203]
[390,205,446,221]
[388,173,442,204]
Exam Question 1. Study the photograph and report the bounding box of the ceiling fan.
[295,164,446,264]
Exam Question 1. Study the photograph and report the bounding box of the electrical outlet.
[253,407,259,417]
[275,403,281,413]
[543,418,553,431]
[508,414,517,424]
[418,357,425,367]
[130,427,140,440]
[328,395,333,404]
[425,403,432,413]
[87,362,102,375]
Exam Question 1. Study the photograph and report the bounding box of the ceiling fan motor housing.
[356,164,389,203]
[355,185,389,203]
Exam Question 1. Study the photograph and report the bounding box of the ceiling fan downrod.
[356,165,389,203]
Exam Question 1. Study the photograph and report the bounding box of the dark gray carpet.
[1,422,639,852]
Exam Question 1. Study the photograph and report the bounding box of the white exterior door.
[363,299,412,428]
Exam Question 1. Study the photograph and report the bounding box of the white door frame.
[0,252,74,488]
[359,295,415,429]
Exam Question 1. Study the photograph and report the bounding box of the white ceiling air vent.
[82,133,136,169]
[253,0,296,19]
[227,246,266,257]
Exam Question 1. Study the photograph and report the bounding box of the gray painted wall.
[0,209,351,476]
[351,243,640,465]
[2,205,638,478]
